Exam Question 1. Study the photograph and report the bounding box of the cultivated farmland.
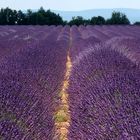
[0,25,140,140]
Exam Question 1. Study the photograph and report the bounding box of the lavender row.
[0,27,68,140]
[106,37,140,66]
[68,45,140,139]
[0,26,55,62]
[70,26,101,62]
[70,26,140,63]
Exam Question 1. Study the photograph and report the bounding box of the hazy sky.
[0,0,140,11]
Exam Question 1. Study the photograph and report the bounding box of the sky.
[0,0,140,11]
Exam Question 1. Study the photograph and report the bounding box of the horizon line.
[51,8,140,12]
[1,7,140,12]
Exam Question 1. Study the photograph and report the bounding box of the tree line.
[0,7,138,26]
[68,12,130,26]
[0,7,64,25]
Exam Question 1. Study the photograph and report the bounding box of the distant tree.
[69,16,87,26]
[45,10,64,25]
[106,12,130,25]
[84,19,91,25]
[17,10,26,25]
[36,7,47,25]
[0,7,18,25]
[0,8,6,25]
[10,10,18,25]
[62,20,68,26]
[25,9,31,24]
[30,12,38,25]
[106,19,111,25]
[38,7,46,15]
[90,16,105,25]
[134,22,140,25]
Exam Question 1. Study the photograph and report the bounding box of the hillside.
[52,8,140,23]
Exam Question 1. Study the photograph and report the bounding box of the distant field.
[0,25,140,140]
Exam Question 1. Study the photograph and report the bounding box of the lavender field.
[0,25,140,140]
